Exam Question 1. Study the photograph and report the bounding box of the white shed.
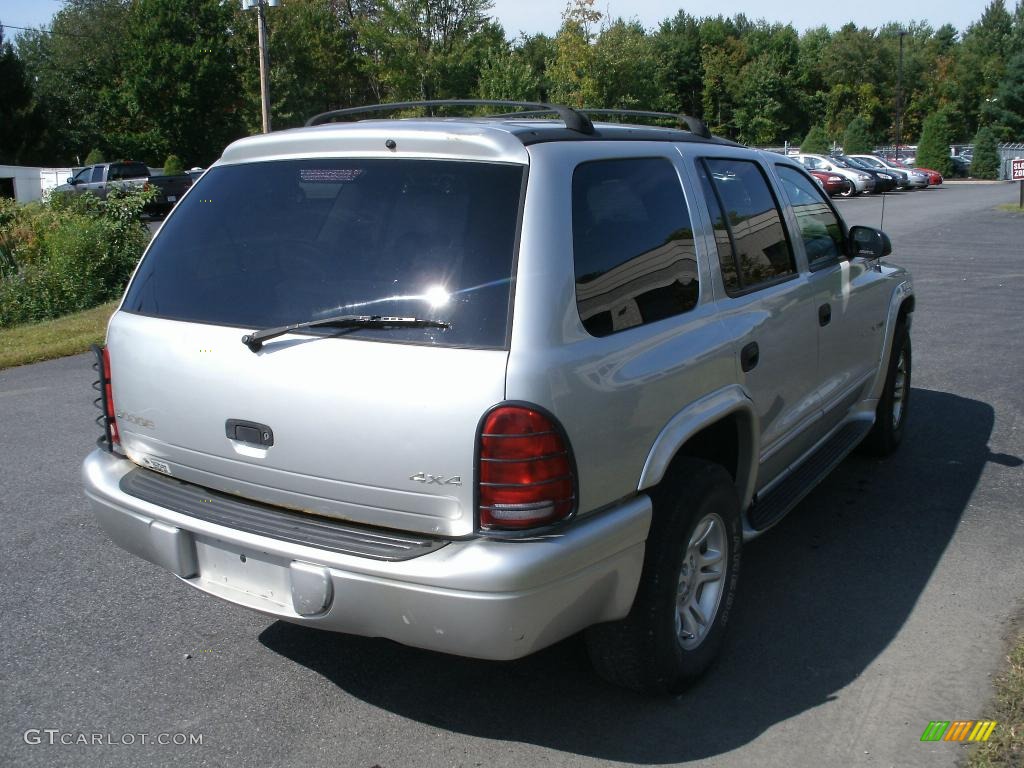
[0,165,75,203]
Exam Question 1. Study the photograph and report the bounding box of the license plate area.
[194,538,290,609]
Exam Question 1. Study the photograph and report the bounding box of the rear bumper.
[83,449,651,660]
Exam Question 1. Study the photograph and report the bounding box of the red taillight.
[92,344,119,450]
[478,405,576,531]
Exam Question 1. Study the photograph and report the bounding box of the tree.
[802,125,830,154]
[124,0,244,166]
[970,126,1001,178]
[653,11,704,115]
[163,154,184,175]
[15,0,135,164]
[355,0,499,103]
[84,148,106,165]
[477,46,540,100]
[592,19,661,110]
[982,51,1024,140]
[547,0,602,107]
[842,117,873,153]
[916,111,954,176]
[0,26,39,164]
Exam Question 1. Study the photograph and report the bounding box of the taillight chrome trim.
[474,401,579,538]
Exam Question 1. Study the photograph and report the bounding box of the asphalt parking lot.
[2,182,1022,768]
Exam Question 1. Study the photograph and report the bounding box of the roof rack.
[579,109,712,139]
[305,100,595,135]
[489,107,712,139]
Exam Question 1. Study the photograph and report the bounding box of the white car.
[794,153,875,195]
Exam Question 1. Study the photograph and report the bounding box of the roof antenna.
[879,186,887,233]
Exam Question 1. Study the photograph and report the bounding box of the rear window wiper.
[241,314,450,352]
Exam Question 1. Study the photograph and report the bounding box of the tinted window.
[698,158,796,293]
[123,159,524,349]
[109,162,149,180]
[775,165,844,266]
[572,158,698,336]
[90,166,104,183]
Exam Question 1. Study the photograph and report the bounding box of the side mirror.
[848,225,892,259]
[67,177,76,185]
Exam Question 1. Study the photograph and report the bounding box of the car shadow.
[259,388,1008,763]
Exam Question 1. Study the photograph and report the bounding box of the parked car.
[809,169,853,196]
[852,155,930,189]
[844,155,910,189]
[794,153,875,195]
[831,154,898,192]
[54,160,194,216]
[904,164,943,186]
[83,102,914,693]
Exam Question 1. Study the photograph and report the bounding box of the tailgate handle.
[226,419,274,447]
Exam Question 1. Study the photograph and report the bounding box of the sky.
[0,0,998,40]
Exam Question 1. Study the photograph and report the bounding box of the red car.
[809,169,853,197]
[890,158,943,186]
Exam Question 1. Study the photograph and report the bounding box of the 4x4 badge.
[409,472,462,486]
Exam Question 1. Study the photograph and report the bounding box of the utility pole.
[895,30,907,159]
[242,0,280,134]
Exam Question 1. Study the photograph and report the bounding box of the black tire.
[861,321,911,456]
[839,182,855,198]
[585,458,742,693]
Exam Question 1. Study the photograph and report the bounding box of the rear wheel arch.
[638,391,759,511]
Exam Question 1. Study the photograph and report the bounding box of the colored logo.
[920,721,997,742]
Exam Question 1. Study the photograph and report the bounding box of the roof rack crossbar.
[305,100,595,135]
[579,109,712,139]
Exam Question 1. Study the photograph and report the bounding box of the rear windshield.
[123,158,525,349]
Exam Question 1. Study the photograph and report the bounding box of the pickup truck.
[54,161,193,216]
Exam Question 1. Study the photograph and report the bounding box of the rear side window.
[123,159,525,349]
[775,164,844,267]
[572,158,698,337]
[109,163,149,180]
[90,166,104,183]
[697,158,796,294]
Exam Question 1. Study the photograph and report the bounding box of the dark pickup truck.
[54,161,193,216]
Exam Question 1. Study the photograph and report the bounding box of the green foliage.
[84,148,106,165]
[0,189,153,327]
[982,52,1024,140]
[478,46,541,101]
[547,0,602,107]
[916,111,955,176]
[971,126,1001,178]
[0,27,41,164]
[842,117,874,153]
[3,0,1023,161]
[354,0,499,103]
[802,125,831,154]
[163,154,184,175]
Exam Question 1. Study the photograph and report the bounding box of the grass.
[968,629,1024,768]
[0,300,117,370]
[997,203,1024,214]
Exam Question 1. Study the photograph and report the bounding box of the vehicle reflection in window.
[572,158,699,337]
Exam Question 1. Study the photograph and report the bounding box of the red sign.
[1013,158,1024,181]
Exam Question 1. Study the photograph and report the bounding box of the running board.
[747,421,871,531]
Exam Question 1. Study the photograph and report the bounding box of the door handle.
[740,342,759,372]
[818,303,832,326]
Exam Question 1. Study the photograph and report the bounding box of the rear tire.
[861,322,911,456]
[585,459,742,693]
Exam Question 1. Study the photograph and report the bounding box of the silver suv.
[82,102,915,693]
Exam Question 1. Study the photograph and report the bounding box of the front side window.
[123,159,525,349]
[697,158,796,294]
[571,157,699,337]
[775,165,844,267]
